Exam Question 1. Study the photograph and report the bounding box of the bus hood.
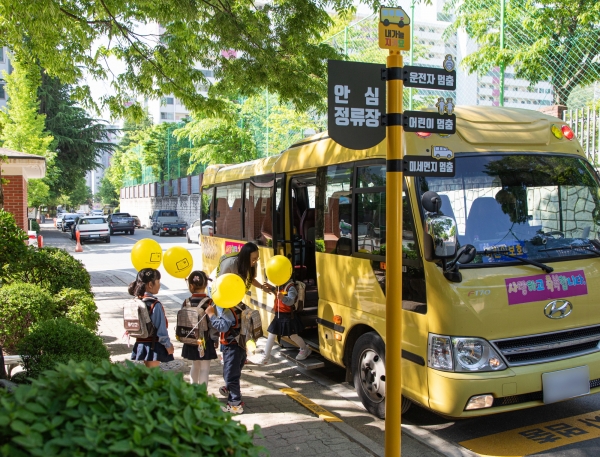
[427,258,600,340]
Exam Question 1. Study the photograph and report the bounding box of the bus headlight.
[427,334,507,372]
[453,337,506,372]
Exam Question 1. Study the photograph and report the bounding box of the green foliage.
[0,57,54,157]
[2,247,92,296]
[27,179,49,209]
[38,74,115,197]
[0,282,55,353]
[17,319,109,379]
[0,360,264,456]
[0,210,28,268]
[0,0,350,117]
[97,176,119,206]
[54,288,100,332]
[446,0,600,105]
[28,219,40,234]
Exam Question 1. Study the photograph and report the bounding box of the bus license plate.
[90,235,99,237]
[542,366,589,404]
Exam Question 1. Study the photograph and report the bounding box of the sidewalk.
[91,266,444,457]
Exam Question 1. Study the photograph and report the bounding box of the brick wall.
[539,105,567,120]
[3,175,27,230]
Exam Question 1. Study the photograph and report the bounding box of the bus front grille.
[491,325,600,367]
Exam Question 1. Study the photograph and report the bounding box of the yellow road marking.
[460,409,600,456]
[280,388,342,422]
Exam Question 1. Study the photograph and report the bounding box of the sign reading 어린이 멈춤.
[328,60,386,150]
[402,111,456,134]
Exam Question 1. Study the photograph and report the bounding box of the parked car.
[91,209,104,216]
[73,216,110,243]
[186,219,201,243]
[61,213,79,232]
[107,212,136,235]
[130,215,143,228]
[201,219,214,236]
[56,213,65,230]
[150,210,188,237]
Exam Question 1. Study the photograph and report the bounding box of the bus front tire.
[352,332,386,419]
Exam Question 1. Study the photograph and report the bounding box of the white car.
[187,219,201,243]
[74,216,111,243]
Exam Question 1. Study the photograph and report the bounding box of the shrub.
[2,246,92,295]
[54,288,100,332]
[0,360,264,456]
[28,218,40,234]
[0,282,55,353]
[18,318,110,379]
[0,210,28,269]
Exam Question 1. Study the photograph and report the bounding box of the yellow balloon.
[131,238,163,271]
[265,255,293,286]
[163,246,193,278]
[212,274,246,309]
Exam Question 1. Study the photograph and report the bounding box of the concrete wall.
[119,194,202,228]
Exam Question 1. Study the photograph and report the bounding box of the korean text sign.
[328,60,386,150]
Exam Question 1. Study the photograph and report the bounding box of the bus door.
[288,174,320,336]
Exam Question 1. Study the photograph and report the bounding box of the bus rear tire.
[352,331,386,419]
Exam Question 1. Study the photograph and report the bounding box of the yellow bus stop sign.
[378,6,411,51]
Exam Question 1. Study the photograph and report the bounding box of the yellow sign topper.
[378,6,411,51]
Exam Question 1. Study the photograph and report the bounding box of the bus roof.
[202,106,583,185]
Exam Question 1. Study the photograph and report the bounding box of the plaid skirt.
[131,341,174,363]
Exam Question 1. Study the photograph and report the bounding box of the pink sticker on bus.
[225,241,245,254]
[505,270,587,305]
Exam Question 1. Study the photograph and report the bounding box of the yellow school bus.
[200,106,600,419]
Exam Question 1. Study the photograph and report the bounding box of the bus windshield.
[419,154,600,265]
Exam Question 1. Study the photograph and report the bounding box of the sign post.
[378,6,408,457]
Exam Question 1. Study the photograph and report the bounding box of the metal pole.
[499,0,505,106]
[167,126,171,181]
[409,0,415,110]
[385,49,403,457]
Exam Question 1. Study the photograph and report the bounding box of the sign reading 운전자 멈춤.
[327,60,386,150]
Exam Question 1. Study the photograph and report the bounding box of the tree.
[68,178,93,208]
[38,74,115,197]
[97,176,119,207]
[447,0,600,106]
[0,57,53,157]
[0,0,360,117]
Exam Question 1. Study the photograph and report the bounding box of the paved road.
[41,223,600,456]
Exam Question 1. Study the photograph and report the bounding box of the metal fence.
[564,108,600,166]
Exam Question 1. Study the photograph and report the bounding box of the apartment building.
[0,46,12,111]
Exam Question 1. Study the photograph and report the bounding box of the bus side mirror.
[423,215,458,261]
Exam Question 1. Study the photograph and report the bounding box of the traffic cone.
[75,231,83,252]
[37,235,44,248]
[53,218,57,227]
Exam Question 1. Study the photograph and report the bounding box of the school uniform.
[181,293,218,361]
[268,282,303,336]
[131,293,174,363]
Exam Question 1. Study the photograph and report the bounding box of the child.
[128,268,174,368]
[259,278,311,364]
[181,270,218,386]
[206,301,246,414]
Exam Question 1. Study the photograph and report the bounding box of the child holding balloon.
[128,268,175,368]
[259,255,311,364]
[180,270,218,386]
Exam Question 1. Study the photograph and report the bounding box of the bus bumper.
[426,352,600,418]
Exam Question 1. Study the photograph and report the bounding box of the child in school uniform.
[128,268,174,368]
[181,270,218,386]
[258,278,311,364]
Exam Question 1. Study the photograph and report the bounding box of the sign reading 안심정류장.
[328,60,386,150]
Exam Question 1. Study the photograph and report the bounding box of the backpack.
[123,297,158,339]
[240,307,263,343]
[175,297,211,345]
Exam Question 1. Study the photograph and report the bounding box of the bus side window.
[402,190,427,313]
[322,164,353,254]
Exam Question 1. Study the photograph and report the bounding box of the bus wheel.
[352,332,386,419]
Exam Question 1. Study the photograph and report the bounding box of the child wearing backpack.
[258,278,311,364]
[179,271,218,386]
[127,268,174,368]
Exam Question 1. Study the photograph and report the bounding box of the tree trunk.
[0,346,7,380]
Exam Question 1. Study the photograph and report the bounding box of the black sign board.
[402,111,456,134]
[402,66,456,90]
[328,60,386,150]
[403,157,456,177]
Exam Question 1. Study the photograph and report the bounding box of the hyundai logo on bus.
[544,300,573,319]
[327,60,387,150]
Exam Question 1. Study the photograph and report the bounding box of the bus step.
[278,349,325,370]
